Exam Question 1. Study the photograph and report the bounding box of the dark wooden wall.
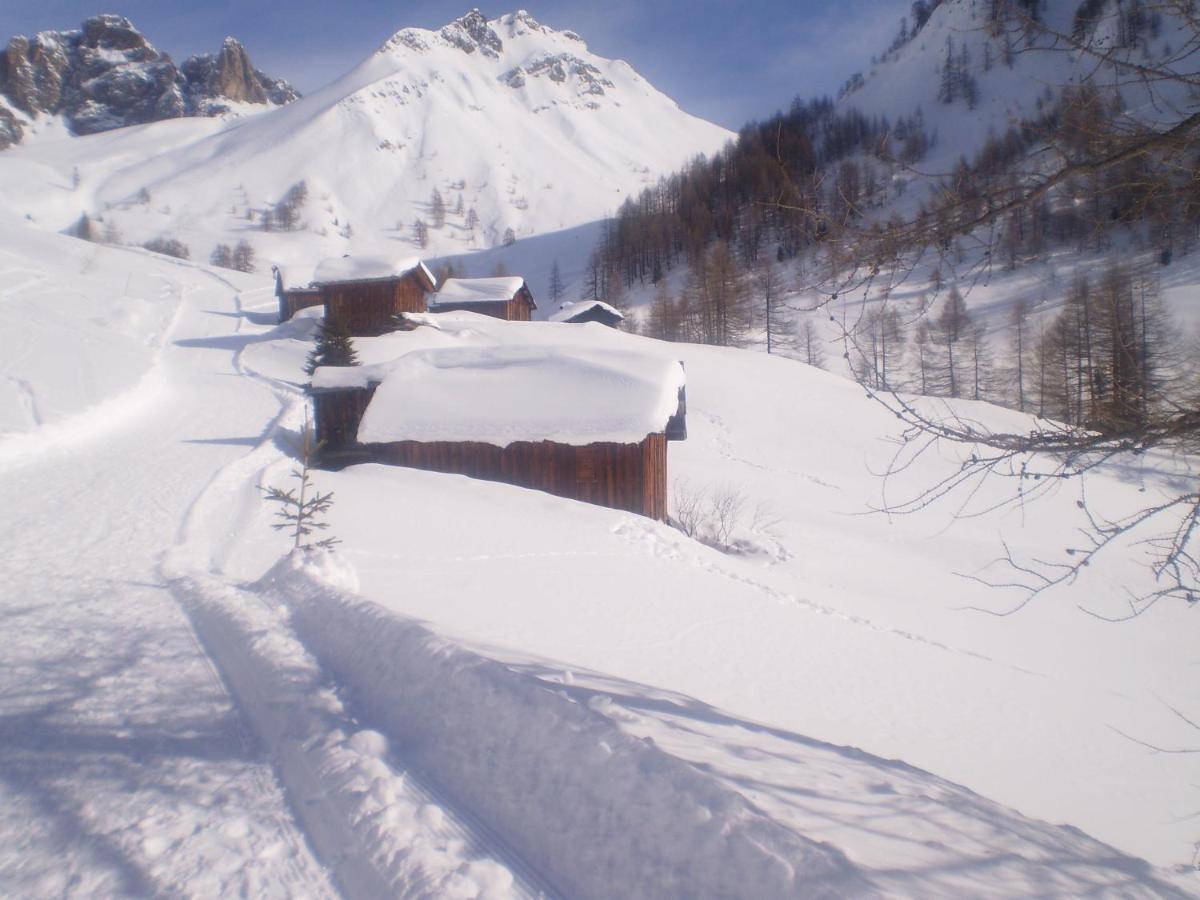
[641,433,668,521]
[279,291,323,323]
[367,436,667,520]
[324,274,430,336]
[312,386,378,451]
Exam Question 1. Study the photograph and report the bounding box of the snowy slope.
[1,220,1197,894]
[241,311,1199,881]
[0,9,732,272]
[0,212,254,437]
[839,0,1193,171]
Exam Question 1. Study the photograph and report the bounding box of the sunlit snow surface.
[0,217,1195,896]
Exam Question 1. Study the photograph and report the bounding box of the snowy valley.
[1,2,1198,898]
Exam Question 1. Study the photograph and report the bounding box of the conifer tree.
[548,260,565,306]
[431,189,446,228]
[262,418,339,550]
[305,317,359,376]
[232,240,256,273]
[798,318,826,369]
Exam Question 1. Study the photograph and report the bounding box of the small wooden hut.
[315,256,437,336]
[273,264,322,323]
[429,277,536,321]
[549,300,625,328]
[310,346,686,520]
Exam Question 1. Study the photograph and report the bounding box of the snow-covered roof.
[359,346,682,447]
[312,255,435,288]
[312,319,685,447]
[549,299,624,323]
[431,276,529,307]
[272,263,319,293]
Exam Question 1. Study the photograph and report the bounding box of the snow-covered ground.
[1,217,1195,896]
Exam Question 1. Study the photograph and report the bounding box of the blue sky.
[1,1,909,128]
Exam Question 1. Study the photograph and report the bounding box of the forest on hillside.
[583,0,1199,438]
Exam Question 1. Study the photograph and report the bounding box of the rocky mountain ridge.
[0,14,298,149]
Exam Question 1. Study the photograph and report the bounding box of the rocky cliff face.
[181,37,300,114]
[0,15,297,148]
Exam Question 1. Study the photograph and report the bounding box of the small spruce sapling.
[263,419,339,550]
[305,317,359,376]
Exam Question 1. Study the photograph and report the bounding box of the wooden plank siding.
[370,436,666,520]
[278,290,323,323]
[312,385,378,451]
[323,272,432,336]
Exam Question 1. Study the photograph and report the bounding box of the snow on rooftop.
[312,255,434,287]
[549,299,624,323]
[355,345,683,447]
[272,262,318,292]
[431,276,527,307]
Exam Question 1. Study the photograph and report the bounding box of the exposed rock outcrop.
[0,16,297,145]
[181,37,299,114]
[440,9,504,58]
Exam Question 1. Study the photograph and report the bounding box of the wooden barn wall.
[279,291,323,323]
[641,433,668,521]
[369,437,667,519]
[324,275,429,336]
[312,386,378,451]
[507,293,533,322]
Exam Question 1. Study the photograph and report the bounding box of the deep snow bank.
[259,550,873,900]
[172,566,526,899]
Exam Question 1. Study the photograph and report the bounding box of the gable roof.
[549,299,625,323]
[431,276,534,309]
[312,255,436,290]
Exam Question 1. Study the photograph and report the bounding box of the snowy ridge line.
[170,570,530,899]
[265,553,876,900]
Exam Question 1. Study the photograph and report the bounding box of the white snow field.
[2,217,1196,896]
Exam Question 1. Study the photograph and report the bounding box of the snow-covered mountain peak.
[0,7,730,267]
[438,9,505,57]
[368,10,648,115]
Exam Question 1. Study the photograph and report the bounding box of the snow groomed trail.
[0,267,336,896]
[0,257,553,898]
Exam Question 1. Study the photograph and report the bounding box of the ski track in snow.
[155,285,558,897]
[0,270,337,898]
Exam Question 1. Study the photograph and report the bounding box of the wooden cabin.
[314,256,437,336]
[310,346,686,520]
[429,277,536,321]
[549,299,625,328]
[273,264,323,323]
